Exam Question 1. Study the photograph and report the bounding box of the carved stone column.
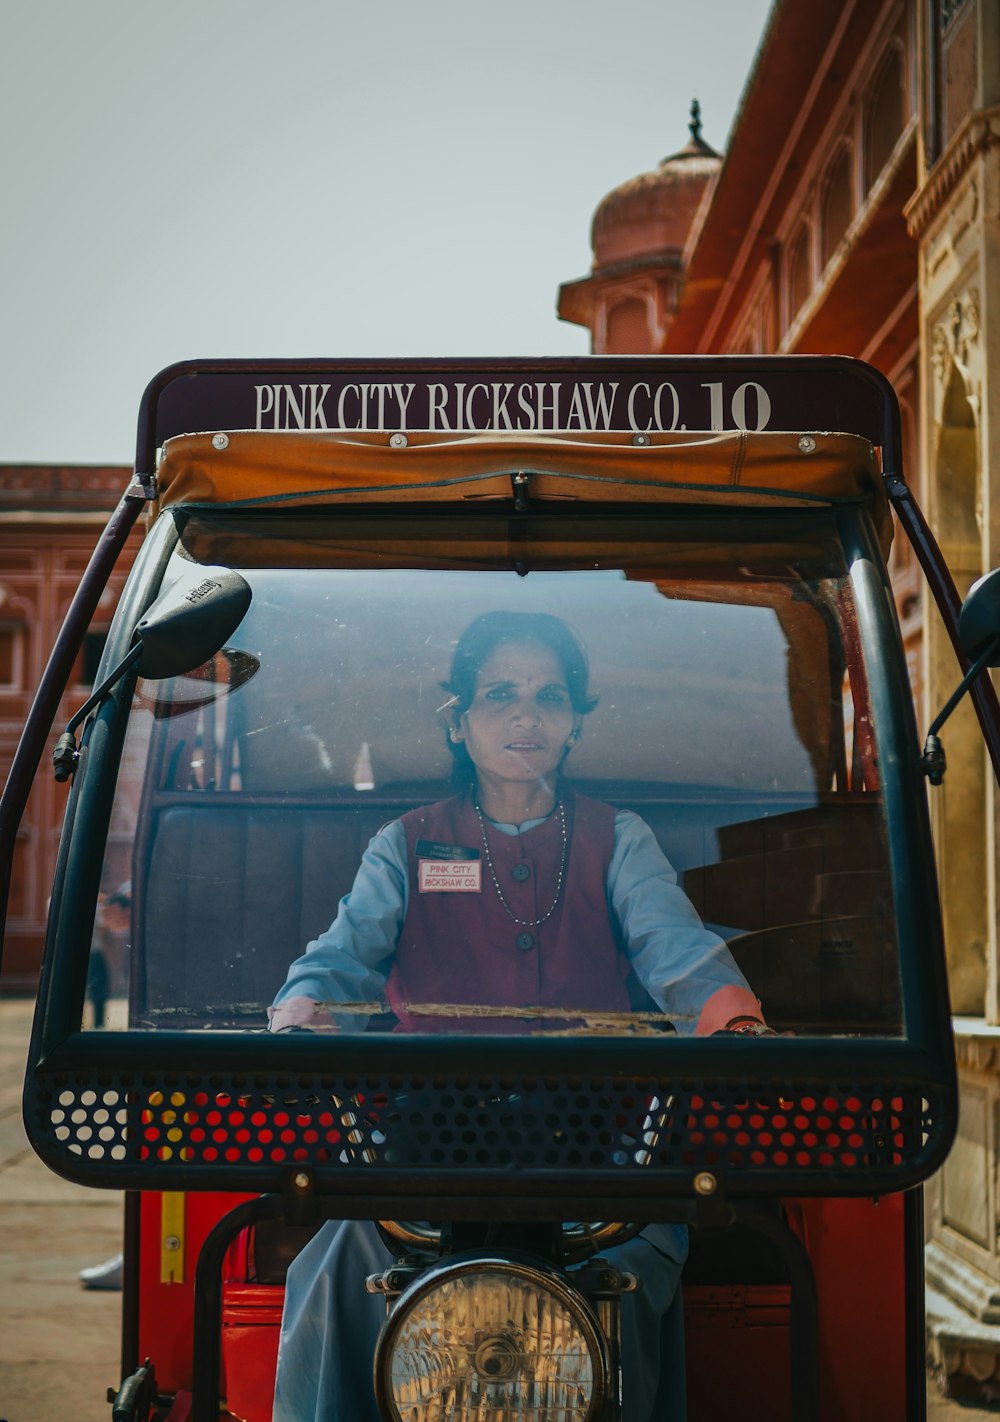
[926,288,987,1015]
[909,101,1000,1391]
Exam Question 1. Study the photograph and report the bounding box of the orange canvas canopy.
[154,427,891,556]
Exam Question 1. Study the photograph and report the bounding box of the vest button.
[511,863,531,882]
[516,932,535,952]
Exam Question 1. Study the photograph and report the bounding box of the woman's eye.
[539,689,567,705]
[484,687,514,703]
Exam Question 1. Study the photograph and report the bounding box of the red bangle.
[723,1016,775,1036]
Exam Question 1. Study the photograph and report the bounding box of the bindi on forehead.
[476,641,565,684]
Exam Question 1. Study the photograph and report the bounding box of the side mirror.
[922,569,1000,785]
[53,568,253,781]
[959,568,1000,665]
[131,568,253,679]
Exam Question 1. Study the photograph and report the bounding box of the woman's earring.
[450,728,463,744]
[566,731,578,748]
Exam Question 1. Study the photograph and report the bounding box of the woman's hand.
[267,996,329,1033]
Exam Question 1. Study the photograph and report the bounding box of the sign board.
[139,356,900,470]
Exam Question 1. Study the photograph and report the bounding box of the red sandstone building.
[0,465,137,989]
[560,0,1000,1392]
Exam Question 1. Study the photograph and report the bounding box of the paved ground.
[1,994,998,1421]
[0,999,122,1422]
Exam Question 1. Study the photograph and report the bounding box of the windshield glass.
[85,508,901,1039]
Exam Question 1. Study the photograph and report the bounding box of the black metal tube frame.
[727,1205,820,1422]
[191,1194,285,1422]
[188,1197,820,1422]
[886,471,1000,786]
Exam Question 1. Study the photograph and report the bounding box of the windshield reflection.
[85,514,901,1038]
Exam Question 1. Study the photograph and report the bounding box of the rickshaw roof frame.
[151,426,893,559]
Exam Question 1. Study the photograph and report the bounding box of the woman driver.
[269,610,768,1421]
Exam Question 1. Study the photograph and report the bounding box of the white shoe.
[79,1252,123,1290]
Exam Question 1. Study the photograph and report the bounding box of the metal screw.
[292,1171,311,1192]
[798,435,817,454]
[693,1170,717,1196]
[389,432,408,448]
[212,433,230,451]
[632,433,651,446]
[164,1235,181,1251]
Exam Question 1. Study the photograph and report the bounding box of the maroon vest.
[387,792,630,1032]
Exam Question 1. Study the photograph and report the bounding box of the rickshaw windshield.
[86,506,902,1040]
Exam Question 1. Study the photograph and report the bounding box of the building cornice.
[557,255,683,330]
[905,107,1000,238]
[952,1017,1000,1074]
[0,464,131,514]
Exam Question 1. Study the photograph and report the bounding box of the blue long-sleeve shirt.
[271,808,754,1034]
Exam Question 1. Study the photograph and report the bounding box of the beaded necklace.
[473,797,568,928]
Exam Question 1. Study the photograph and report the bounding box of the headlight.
[373,1255,610,1422]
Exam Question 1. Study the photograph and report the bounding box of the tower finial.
[689,98,702,143]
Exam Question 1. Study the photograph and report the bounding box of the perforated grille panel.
[26,1067,950,1197]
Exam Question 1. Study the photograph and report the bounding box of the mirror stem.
[928,635,1000,741]
[922,633,1000,785]
[53,644,144,783]
[66,643,144,737]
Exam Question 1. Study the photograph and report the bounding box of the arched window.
[0,622,25,689]
[786,224,813,323]
[864,43,905,191]
[820,147,853,270]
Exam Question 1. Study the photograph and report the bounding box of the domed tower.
[558,102,721,353]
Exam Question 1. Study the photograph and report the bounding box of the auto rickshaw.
[4,355,1000,1422]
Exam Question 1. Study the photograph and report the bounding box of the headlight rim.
[373,1250,611,1422]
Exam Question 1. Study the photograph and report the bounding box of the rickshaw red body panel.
[137,1189,907,1421]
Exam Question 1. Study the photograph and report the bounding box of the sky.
[0,1,772,465]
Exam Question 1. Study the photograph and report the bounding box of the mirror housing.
[959,568,1000,665]
[53,568,252,781]
[131,568,252,679]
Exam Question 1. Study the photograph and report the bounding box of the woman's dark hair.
[442,611,597,785]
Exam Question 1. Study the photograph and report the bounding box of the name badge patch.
[418,860,483,893]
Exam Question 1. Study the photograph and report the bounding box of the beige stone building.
[560,0,1000,1392]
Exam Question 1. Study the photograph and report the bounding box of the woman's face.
[456,639,578,789]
